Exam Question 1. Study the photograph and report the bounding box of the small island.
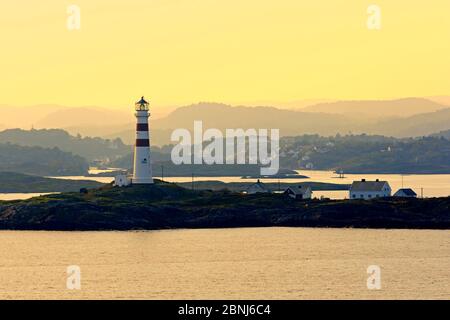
[0,181,449,231]
[0,172,104,193]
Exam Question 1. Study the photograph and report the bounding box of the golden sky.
[0,0,449,108]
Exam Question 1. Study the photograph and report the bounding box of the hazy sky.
[1,0,449,108]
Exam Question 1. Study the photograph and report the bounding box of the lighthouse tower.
[132,96,153,184]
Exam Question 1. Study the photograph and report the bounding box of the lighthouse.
[132,96,154,184]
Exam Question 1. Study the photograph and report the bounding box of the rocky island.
[0,181,449,231]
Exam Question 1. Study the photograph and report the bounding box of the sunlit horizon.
[1,0,450,108]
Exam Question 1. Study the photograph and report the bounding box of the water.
[88,167,122,175]
[0,193,56,201]
[162,170,450,199]
[0,228,448,299]
[3,170,449,201]
[298,170,450,199]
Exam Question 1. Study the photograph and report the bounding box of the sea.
[0,227,448,299]
[1,170,449,299]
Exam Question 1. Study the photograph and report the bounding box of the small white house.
[393,188,417,198]
[114,174,132,187]
[349,179,391,200]
[245,179,270,194]
[284,185,312,200]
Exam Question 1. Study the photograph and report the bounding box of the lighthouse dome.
[135,96,149,111]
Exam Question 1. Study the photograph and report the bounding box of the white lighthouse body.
[132,96,154,184]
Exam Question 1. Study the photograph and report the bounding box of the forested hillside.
[280,135,450,173]
[0,129,130,162]
[0,143,89,176]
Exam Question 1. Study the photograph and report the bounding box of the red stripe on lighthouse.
[136,139,150,147]
[136,123,149,131]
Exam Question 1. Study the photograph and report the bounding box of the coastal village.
[242,178,417,200]
[113,97,419,202]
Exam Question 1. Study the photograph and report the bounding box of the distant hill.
[0,105,134,139]
[280,135,450,174]
[0,103,175,132]
[32,105,175,138]
[426,96,450,107]
[0,104,66,129]
[368,108,450,137]
[152,103,354,134]
[431,129,450,139]
[3,99,450,145]
[0,143,89,176]
[279,99,336,110]
[35,107,133,130]
[0,128,131,162]
[106,102,358,145]
[300,98,447,118]
[0,172,103,193]
[108,102,450,145]
[0,104,173,143]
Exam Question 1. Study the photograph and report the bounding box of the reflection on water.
[88,167,122,175]
[48,175,114,184]
[0,228,448,299]
[0,193,57,201]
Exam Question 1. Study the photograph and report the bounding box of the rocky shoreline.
[0,182,449,231]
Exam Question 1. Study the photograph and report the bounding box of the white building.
[393,188,417,198]
[284,185,312,200]
[114,174,131,187]
[305,162,314,169]
[349,179,391,200]
[132,96,154,184]
[245,180,270,194]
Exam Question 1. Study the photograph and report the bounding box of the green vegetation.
[0,128,130,163]
[0,182,448,230]
[0,143,89,176]
[2,128,450,176]
[114,134,450,175]
[280,135,450,173]
[0,172,103,193]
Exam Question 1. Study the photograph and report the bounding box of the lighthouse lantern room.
[132,96,154,184]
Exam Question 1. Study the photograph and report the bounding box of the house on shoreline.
[394,188,417,198]
[349,179,391,200]
[245,179,270,194]
[284,185,312,200]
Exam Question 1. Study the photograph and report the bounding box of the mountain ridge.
[300,98,447,118]
[2,98,450,145]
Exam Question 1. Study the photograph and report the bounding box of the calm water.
[2,170,449,201]
[163,170,450,199]
[0,228,448,300]
[0,193,56,201]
